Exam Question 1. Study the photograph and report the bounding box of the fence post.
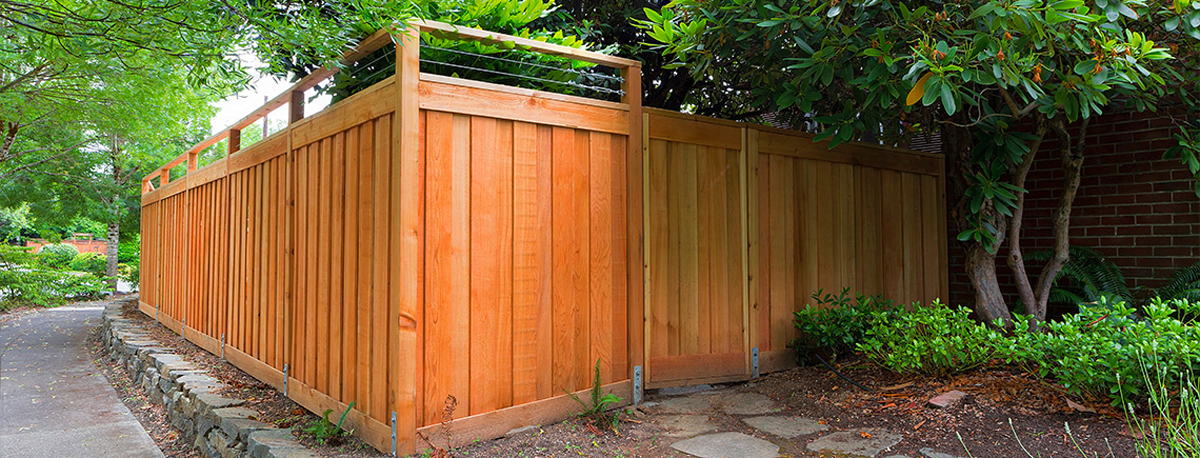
[622,64,645,401]
[290,91,305,124]
[228,129,241,156]
[393,20,422,456]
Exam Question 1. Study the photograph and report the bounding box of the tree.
[640,0,1200,324]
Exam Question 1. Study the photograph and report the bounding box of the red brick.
[1136,214,1173,225]
[1137,257,1175,267]
[1123,267,1154,279]
[1104,216,1136,225]
[1086,226,1115,236]
[1154,246,1187,256]
[1174,235,1200,246]
[1174,214,1200,224]
[1176,258,1200,268]
[1153,225,1192,235]
[1119,247,1153,257]
[1117,225,1152,235]
[1135,236,1173,246]
[1115,183,1154,194]
[1136,193,1173,204]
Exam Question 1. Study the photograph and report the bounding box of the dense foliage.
[36,243,78,269]
[859,300,1003,376]
[0,245,107,310]
[640,0,1200,325]
[795,290,1200,405]
[69,252,109,277]
[791,288,896,360]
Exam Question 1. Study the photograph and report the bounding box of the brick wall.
[947,109,1200,310]
[25,238,109,255]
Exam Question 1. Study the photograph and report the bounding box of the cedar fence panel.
[138,20,944,456]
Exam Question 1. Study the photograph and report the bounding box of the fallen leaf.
[1066,398,1096,413]
[881,382,914,391]
[913,419,927,430]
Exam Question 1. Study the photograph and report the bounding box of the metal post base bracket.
[752,347,760,379]
[633,365,643,405]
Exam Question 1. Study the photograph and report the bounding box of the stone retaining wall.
[100,303,316,458]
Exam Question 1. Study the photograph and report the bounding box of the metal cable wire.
[420,59,626,96]
[420,43,625,83]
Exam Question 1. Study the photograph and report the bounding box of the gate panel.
[645,113,749,387]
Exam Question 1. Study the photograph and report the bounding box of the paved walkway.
[0,304,164,458]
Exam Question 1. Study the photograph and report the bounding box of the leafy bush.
[1,244,107,310]
[857,300,1003,377]
[69,252,108,277]
[792,288,895,360]
[37,243,79,269]
[1012,297,1200,405]
[118,239,139,263]
[121,261,140,288]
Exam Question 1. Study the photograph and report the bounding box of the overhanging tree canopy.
[640,0,1200,324]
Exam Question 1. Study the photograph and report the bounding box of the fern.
[1028,246,1133,310]
[1157,261,1200,303]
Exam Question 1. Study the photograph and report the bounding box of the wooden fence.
[139,21,945,455]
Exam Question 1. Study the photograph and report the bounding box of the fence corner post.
[392,19,422,456]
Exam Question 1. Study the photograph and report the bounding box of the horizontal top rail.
[142,19,638,194]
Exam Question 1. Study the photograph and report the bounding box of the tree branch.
[1006,114,1048,319]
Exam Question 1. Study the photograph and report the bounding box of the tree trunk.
[1006,117,1048,318]
[944,121,1013,324]
[107,218,119,293]
[967,242,1013,323]
[1029,118,1088,321]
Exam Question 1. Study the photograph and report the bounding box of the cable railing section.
[141,19,641,194]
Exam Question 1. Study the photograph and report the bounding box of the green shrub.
[1015,297,1200,405]
[37,243,79,269]
[121,260,140,288]
[1,244,107,309]
[118,239,139,264]
[1,269,108,309]
[69,252,108,277]
[791,288,895,360]
[857,300,1003,377]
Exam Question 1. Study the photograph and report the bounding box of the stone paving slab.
[671,432,780,458]
[742,416,828,438]
[719,393,780,415]
[0,305,164,457]
[805,427,904,458]
[654,395,713,414]
[658,415,719,438]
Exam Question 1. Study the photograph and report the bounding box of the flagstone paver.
[658,415,720,438]
[654,395,713,414]
[670,432,780,458]
[742,416,828,438]
[719,392,780,415]
[805,427,905,457]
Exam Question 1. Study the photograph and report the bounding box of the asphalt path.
[0,304,164,457]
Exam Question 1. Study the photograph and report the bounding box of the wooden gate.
[644,111,750,387]
[642,109,949,388]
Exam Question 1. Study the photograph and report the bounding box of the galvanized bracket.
[220,333,226,359]
[181,317,186,330]
[283,364,289,396]
[633,365,643,405]
[390,411,398,456]
[751,347,760,379]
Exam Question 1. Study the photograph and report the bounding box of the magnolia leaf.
[906,72,933,106]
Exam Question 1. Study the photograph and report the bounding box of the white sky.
[209,55,332,135]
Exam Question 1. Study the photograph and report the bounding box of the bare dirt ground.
[85,299,1140,458]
